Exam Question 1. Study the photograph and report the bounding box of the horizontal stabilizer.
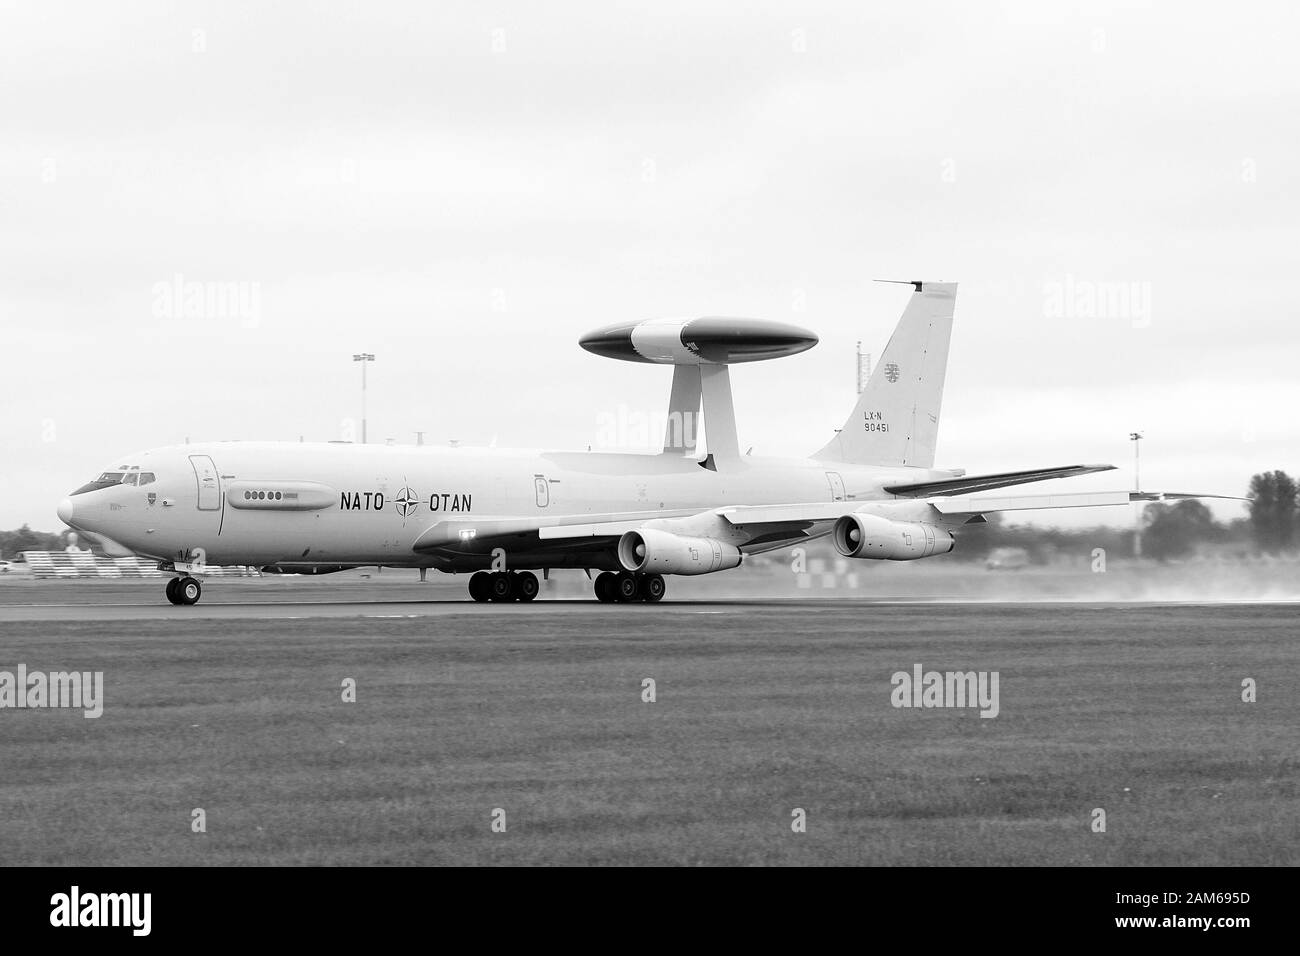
[884,464,1115,498]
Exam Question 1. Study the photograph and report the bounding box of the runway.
[1,573,1293,622]
[0,596,926,623]
[1,597,1290,624]
[0,574,964,623]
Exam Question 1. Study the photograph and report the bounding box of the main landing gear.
[165,576,202,606]
[468,570,539,603]
[594,571,665,603]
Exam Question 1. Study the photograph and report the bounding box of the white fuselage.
[59,441,950,572]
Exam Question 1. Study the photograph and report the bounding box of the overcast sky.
[2,0,1297,531]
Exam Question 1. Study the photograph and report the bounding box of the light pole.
[1130,431,1143,558]
[353,353,375,443]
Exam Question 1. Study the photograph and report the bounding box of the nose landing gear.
[594,571,665,603]
[165,576,203,606]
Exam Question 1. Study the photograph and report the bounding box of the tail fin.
[813,281,957,467]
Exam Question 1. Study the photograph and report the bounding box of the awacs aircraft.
[57,281,1227,605]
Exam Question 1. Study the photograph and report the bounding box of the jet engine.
[830,513,954,561]
[617,529,742,575]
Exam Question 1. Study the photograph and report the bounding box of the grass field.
[1,601,1296,865]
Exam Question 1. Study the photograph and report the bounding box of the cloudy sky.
[2,0,1297,531]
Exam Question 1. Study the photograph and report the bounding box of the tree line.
[955,470,1296,562]
[0,525,77,560]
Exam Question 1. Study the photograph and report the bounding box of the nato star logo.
[395,487,419,519]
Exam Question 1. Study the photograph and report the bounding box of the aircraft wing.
[415,463,1130,550]
[414,490,1245,557]
[718,490,1246,525]
[927,490,1248,514]
[881,463,1116,497]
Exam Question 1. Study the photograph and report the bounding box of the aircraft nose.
[57,497,74,525]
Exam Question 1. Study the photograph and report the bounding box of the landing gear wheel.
[614,572,640,603]
[513,571,539,602]
[176,576,202,606]
[488,572,514,602]
[639,573,666,603]
[468,571,491,602]
[594,571,618,603]
[165,578,182,605]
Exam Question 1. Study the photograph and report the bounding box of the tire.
[514,571,539,602]
[177,576,202,606]
[468,571,491,602]
[489,572,514,602]
[614,572,640,602]
[594,571,617,602]
[640,573,666,603]
[165,578,181,605]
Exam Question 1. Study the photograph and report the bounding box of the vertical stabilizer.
[813,281,957,467]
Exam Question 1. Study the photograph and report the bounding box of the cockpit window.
[71,471,128,495]
[71,467,154,495]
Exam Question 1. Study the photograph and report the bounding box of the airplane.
[55,281,1231,605]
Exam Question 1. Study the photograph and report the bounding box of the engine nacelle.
[617,529,742,575]
[830,513,954,561]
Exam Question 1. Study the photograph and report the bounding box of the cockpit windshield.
[71,468,156,495]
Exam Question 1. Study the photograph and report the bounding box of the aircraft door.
[825,471,846,502]
[190,455,221,510]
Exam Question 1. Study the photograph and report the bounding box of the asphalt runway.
[0,584,1296,865]
[1,574,1294,622]
[0,598,956,623]
[0,576,983,623]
